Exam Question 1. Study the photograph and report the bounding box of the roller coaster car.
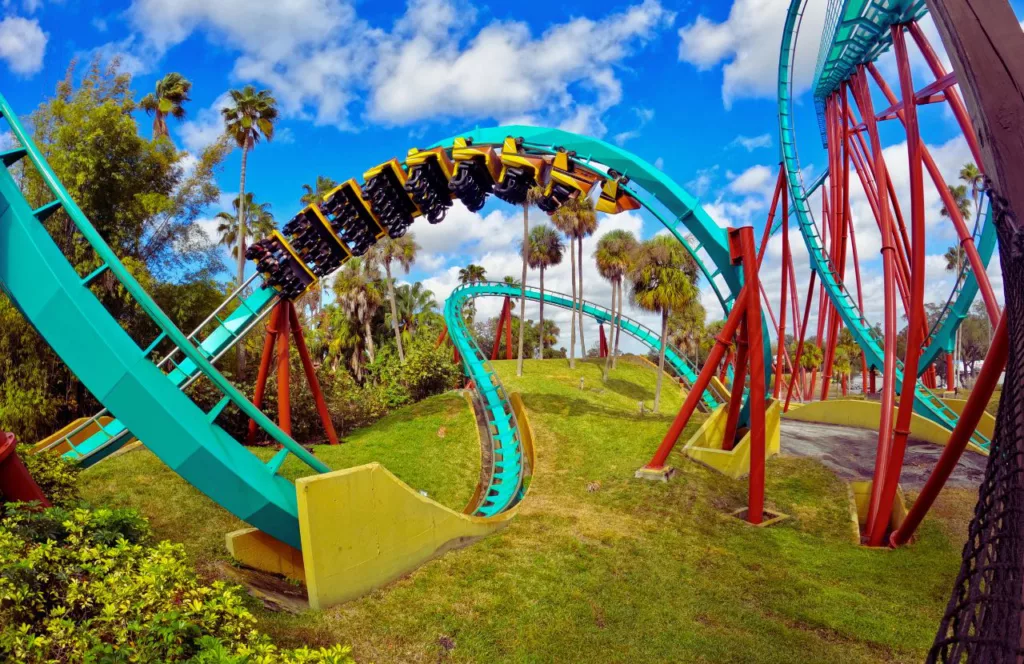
[493,136,547,206]
[363,158,421,239]
[245,231,317,300]
[449,137,501,212]
[535,149,601,214]
[595,176,641,215]
[320,179,386,256]
[404,147,454,225]
[282,205,350,277]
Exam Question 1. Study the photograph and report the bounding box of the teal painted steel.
[0,94,327,548]
[451,282,722,410]
[778,0,990,450]
[64,286,279,467]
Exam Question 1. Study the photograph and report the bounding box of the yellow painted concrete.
[31,416,122,455]
[509,392,536,472]
[226,528,306,582]
[781,399,988,456]
[709,376,731,402]
[297,463,515,609]
[941,398,996,440]
[847,480,908,546]
[683,401,782,479]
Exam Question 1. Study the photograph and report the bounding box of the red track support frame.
[598,323,608,358]
[247,299,339,446]
[490,296,514,361]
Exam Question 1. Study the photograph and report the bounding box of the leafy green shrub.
[0,504,354,663]
[14,443,81,507]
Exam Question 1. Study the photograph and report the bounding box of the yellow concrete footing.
[847,480,909,547]
[729,507,789,527]
[781,399,988,456]
[226,528,306,583]
[682,401,782,479]
[634,466,677,481]
[941,397,996,441]
[297,463,513,609]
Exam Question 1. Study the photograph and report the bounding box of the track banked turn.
[451,281,722,411]
[3,89,758,548]
[778,0,991,450]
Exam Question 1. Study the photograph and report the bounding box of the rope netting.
[929,183,1024,663]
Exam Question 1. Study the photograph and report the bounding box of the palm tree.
[458,264,487,285]
[517,185,546,376]
[300,175,338,207]
[959,162,982,206]
[594,229,639,378]
[524,225,565,358]
[503,275,522,288]
[800,342,824,397]
[551,195,598,367]
[944,243,970,390]
[389,282,438,342]
[365,234,419,363]
[214,193,276,258]
[627,236,699,412]
[940,183,972,221]
[222,85,278,376]
[332,258,382,363]
[139,73,192,140]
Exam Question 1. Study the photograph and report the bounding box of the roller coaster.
[0,0,1015,624]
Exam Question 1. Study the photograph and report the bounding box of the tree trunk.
[577,236,587,355]
[612,279,623,369]
[539,266,546,358]
[235,146,249,378]
[568,236,577,369]
[517,203,528,376]
[385,262,405,362]
[364,317,376,363]
[655,309,668,412]
[603,278,616,380]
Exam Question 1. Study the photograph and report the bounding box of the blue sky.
[1,0,1021,353]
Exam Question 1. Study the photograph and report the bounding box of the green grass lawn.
[80,357,974,663]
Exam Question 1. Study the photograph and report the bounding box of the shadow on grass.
[521,393,676,423]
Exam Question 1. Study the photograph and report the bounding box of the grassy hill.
[79,357,974,663]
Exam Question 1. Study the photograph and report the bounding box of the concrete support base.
[634,466,678,482]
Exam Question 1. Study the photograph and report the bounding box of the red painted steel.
[891,316,1008,547]
[774,183,790,400]
[289,303,339,446]
[598,323,608,358]
[275,301,292,437]
[0,432,50,506]
[646,288,750,469]
[785,271,817,412]
[737,226,767,525]
[248,304,284,444]
[722,323,749,452]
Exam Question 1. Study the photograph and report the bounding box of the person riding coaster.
[282,205,350,277]
[404,147,456,225]
[362,158,422,239]
[449,137,502,212]
[493,136,548,206]
[595,170,642,215]
[535,147,602,213]
[320,179,387,256]
[245,231,317,300]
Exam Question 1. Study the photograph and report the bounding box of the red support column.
[646,288,750,469]
[0,432,50,506]
[491,297,510,361]
[505,297,514,360]
[891,315,1008,546]
[736,226,767,525]
[288,303,339,445]
[869,367,877,395]
[785,271,817,412]
[866,27,930,545]
[947,352,955,390]
[248,304,283,444]
[275,300,292,438]
[720,348,734,383]
[722,323,749,452]
[599,323,608,358]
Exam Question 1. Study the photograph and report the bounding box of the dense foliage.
[0,504,353,663]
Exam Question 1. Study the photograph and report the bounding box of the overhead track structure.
[779,0,1004,545]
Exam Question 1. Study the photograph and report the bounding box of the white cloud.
[125,0,674,131]
[727,164,773,196]
[613,107,655,145]
[677,0,827,108]
[0,15,47,76]
[686,165,719,197]
[654,156,665,170]
[177,93,231,152]
[729,133,771,152]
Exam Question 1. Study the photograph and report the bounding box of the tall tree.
[300,175,338,207]
[458,264,487,285]
[139,72,192,140]
[389,282,438,343]
[517,185,546,376]
[626,236,699,412]
[594,229,639,378]
[222,85,278,376]
[552,195,598,367]
[525,225,564,358]
[940,183,972,220]
[366,234,419,363]
[332,258,382,364]
[959,162,982,206]
[503,275,522,288]
[214,193,275,258]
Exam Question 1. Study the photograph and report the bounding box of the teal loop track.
[0,90,763,548]
[778,0,993,450]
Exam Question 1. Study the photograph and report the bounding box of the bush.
[14,443,81,507]
[0,504,354,663]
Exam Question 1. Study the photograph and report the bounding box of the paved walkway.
[779,420,987,490]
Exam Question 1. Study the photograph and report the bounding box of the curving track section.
[778,0,991,450]
[446,281,723,411]
[5,88,764,546]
